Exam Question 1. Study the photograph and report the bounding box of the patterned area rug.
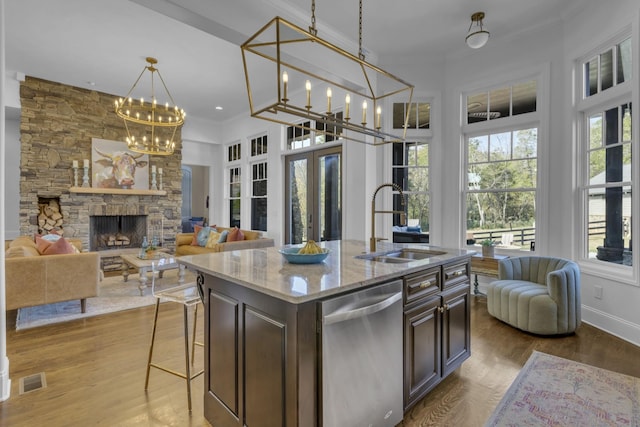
[486,351,640,426]
[15,270,191,330]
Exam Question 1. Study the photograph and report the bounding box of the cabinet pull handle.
[445,304,451,311]
[438,306,444,313]
[448,270,464,279]
[419,279,433,289]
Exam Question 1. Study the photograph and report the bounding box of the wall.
[3,115,19,238]
[18,76,183,250]
[561,0,640,344]
[439,3,640,345]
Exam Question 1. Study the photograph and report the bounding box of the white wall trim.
[0,0,12,402]
[582,305,640,348]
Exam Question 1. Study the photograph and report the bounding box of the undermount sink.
[355,248,447,263]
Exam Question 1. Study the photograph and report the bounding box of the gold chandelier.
[241,0,413,146]
[114,57,185,156]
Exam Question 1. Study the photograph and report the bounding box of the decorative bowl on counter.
[279,246,330,264]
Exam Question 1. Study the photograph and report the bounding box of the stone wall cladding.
[19,76,182,252]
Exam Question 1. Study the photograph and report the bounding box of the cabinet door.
[205,277,303,427]
[206,288,241,426]
[441,284,471,377]
[404,295,441,410]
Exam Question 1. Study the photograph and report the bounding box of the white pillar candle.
[83,159,89,168]
[158,168,163,175]
[72,160,78,168]
[362,101,367,124]
[151,165,156,173]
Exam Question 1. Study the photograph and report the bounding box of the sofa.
[4,236,101,313]
[486,256,581,335]
[175,226,275,256]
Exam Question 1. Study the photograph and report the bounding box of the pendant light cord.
[309,0,317,36]
[310,0,366,60]
[358,0,365,60]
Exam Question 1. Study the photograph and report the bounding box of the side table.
[470,254,509,296]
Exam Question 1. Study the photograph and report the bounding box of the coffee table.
[121,253,184,296]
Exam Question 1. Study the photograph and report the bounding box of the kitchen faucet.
[370,183,406,252]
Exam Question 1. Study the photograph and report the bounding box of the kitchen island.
[178,239,475,426]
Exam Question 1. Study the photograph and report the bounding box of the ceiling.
[5,0,583,124]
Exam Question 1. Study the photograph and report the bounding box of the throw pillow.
[40,236,76,255]
[196,226,212,247]
[205,230,222,248]
[218,230,229,243]
[191,225,203,245]
[35,236,52,254]
[227,227,245,242]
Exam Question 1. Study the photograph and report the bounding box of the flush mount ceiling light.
[241,0,414,146]
[114,57,185,156]
[466,12,490,49]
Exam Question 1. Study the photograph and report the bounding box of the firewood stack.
[38,199,64,234]
[99,233,131,247]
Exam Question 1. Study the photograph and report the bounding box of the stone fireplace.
[18,76,182,252]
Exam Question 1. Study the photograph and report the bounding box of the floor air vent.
[19,372,47,395]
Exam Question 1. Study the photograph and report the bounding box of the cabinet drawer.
[443,262,469,289]
[404,268,440,305]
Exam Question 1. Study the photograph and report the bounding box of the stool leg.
[145,299,161,390]
[183,305,193,411]
[191,303,199,366]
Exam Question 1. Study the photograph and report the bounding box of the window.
[466,80,536,124]
[287,111,345,151]
[393,102,430,130]
[251,135,268,157]
[583,103,632,264]
[228,166,241,228]
[287,122,312,150]
[578,33,633,267]
[392,141,429,230]
[251,162,268,231]
[463,74,540,249]
[584,37,631,97]
[466,128,538,249]
[315,111,344,143]
[228,142,241,162]
[249,134,268,231]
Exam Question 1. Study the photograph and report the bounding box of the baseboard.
[582,305,640,348]
[0,356,11,401]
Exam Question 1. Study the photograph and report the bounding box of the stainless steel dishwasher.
[320,279,403,427]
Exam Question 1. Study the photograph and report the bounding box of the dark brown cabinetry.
[403,261,471,411]
[203,276,317,427]
[200,256,471,425]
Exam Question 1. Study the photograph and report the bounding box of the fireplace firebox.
[90,215,147,251]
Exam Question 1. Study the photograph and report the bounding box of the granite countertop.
[178,239,475,304]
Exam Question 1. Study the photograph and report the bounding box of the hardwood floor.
[2,295,640,426]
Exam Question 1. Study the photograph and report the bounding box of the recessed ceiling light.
[215,106,223,110]
[87,81,96,86]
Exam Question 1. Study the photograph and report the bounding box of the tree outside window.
[466,128,537,249]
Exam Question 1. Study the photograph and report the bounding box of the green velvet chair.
[486,256,581,335]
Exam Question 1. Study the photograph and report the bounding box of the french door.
[285,146,342,244]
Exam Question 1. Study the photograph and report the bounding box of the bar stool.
[144,259,204,411]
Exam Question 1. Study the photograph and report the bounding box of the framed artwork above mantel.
[91,138,150,190]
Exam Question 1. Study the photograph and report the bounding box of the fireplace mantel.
[69,187,167,196]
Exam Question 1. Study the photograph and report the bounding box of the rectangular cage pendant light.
[241,16,414,146]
